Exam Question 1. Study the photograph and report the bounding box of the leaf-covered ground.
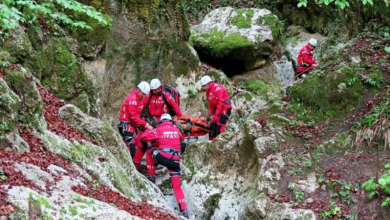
[0,79,179,219]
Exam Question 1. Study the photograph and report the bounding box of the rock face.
[100,0,200,124]
[190,7,281,61]
[7,163,145,220]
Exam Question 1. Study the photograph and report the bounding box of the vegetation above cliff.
[0,0,111,38]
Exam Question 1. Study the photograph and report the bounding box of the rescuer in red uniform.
[139,113,189,219]
[200,75,232,140]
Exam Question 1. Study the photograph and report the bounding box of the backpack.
[161,85,180,117]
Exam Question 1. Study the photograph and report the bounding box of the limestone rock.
[3,132,30,153]
[2,26,33,61]
[240,194,316,220]
[190,7,281,61]
[233,58,278,84]
[101,1,199,124]
[273,55,295,88]
[244,58,267,70]
[0,77,21,137]
[7,162,145,220]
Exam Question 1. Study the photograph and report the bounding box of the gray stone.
[191,7,279,61]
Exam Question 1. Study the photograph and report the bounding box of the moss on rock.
[194,30,254,58]
[257,14,282,39]
[0,78,21,138]
[3,69,43,126]
[25,38,96,113]
[243,79,271,95]
[288,67,363,116]
[70,12,111,58]
[203,193,222,219]
[229,9,254,29]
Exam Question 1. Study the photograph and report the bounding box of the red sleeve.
[127,103,147,127]
[214,87,226,115]
[206,90,215,115]
[301,50,316,65]
[140,129,158,142]
[165,92,182,117]
[142,94,150,107]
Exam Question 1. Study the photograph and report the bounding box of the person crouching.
[139,113,189,219]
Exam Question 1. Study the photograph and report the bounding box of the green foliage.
[346,77,358,87]
[305,159,312,168]
[385,47,390,54]
[288,182,305,203]
[316,71,325,78]
[0,0,111,38]
[0,168,8,181]
[188,89,196,98]
[363,164,390,206]
[68,205,78,216]
[320,201,342,219]
[297,0,373,9]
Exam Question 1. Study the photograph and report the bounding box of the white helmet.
[200,75,212,86]
[137,81,150,94]
[309,38,318,47]
[150,78,161,90]
[160,113,172,121]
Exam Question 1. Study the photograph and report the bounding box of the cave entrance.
[197,51,247,78]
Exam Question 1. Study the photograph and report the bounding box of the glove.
[211,115,219,122]
[145,123,153,130]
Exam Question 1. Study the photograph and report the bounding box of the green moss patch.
[70,12,111,57]
[257,14,281,39]
[243,79,271,95]
[229,9,254,29]
[25,38,95,113]
[194,30,254,58]
[288,67,363,116]
[4,69,43,126]
[203,193,222,219]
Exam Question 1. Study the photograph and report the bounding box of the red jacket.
[118,89,147,128]
[140,122,183,153]
[206,82,232,116]
[143,89,182,120]
[297,44,316,73]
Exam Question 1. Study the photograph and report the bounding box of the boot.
[155,165,167,176]
[145,175,156,184]
[180,210,189,219]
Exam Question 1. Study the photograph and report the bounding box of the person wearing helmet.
[118,81,153,164]
[200,75,232,140]
[144,78,182,122]
[139,113,189,219]
[296,38,319,78]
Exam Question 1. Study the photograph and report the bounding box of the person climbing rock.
[139,113,189,219]
[200,75,232,141]
[296,38,319,78]
[117,81,153,166]
[144,78,182,122]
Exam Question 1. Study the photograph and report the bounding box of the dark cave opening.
[197,50,247,78]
